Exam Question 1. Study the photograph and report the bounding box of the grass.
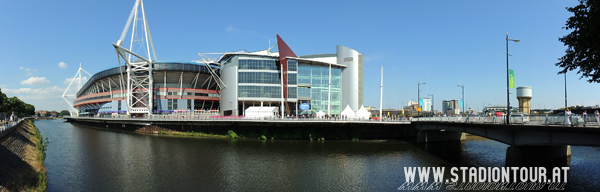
[22,120,48,192]
[157,130,237,139]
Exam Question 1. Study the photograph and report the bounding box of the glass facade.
[238,72,280,84]
[288,60,297,71]
[287,87,297,98]
[238,86,281,98]
[239,59,278,70]
[297,64,342,115]
[287,73,297,85]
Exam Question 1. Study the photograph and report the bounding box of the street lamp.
[506,33,519,124]
[558,58,567,110]
[418,82,426,116]
[428,94,434,116]
[457,85,464,115]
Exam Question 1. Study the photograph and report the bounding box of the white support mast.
[379,66,383,119]
[113,0,156,116]
[328,63,331,115]
[62,63,92,117]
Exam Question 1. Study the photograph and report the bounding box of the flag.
[509,69,515,88]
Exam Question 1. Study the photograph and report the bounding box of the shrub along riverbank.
[156,129,327,141]
[0,119,48,191]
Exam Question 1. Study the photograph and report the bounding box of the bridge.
[412,116,600,166]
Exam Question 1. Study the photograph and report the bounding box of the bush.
[227,130,238,139]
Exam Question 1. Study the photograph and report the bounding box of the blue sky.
[0,0,596,112]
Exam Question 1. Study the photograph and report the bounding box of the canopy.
[245,106,279,118]
[316,110,326,118]
[356,105,370,119]
[340,105,356,118]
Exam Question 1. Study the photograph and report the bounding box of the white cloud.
[63,77,88,85]
[3,86,67,110]
[225,25,236,32]
[58,62,67,68]
[0,84,6,88]
[19,67,36,76]
[3,86,65,99]
[20,76,50,86]
[225,25,269,39]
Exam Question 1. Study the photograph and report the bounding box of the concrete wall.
[338,45,363,111]
[219,56,239,115]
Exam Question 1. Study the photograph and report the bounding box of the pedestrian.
[583,110,588,127]
[594,109,600,127]
[565,108,572,126]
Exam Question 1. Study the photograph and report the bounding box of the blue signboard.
[460,99,463,107]
[419,98,423,107]
[300,103,310,111]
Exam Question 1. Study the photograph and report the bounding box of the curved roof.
[76,61,220,97]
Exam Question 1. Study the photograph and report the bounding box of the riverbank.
[0,119,47,192]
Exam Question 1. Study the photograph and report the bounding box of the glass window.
[287,87,297,98]
[297,64,343,115]
[288,60,297,71]
[239,59,278,70]
[238,86,281,98]
[238,72,281,84]
[287,73,297,85]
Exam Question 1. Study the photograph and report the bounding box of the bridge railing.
[69,115,411,122]
[412,116,508,124]
[413,115,600,127]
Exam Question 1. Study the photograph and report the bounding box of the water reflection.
[35,120,600,191]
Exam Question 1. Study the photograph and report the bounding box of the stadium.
[64,0,364,117]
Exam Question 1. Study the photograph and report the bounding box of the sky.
[0,0,596,112]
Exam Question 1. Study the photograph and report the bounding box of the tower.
[113,0,157,115]
[517,86,532,115]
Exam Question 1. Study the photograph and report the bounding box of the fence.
[69,115,411,122]
[0,117,30,139]
[413,115,600,127]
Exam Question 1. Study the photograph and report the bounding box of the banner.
[509,69,515,89]
[460,99,463,107]
[299,103,310,111]
[419,98,423,107]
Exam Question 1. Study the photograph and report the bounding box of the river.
[35,119,600,191]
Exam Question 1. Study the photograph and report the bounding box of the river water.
[35,119,600,191]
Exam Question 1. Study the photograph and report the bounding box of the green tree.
[45,111,52,117]
[0,88,7,113]
[59,110,70,117]
[556,0,600,82]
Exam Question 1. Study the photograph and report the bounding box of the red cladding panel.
[276,35,297,99]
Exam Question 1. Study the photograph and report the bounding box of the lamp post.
[558,58,567,110]
[418,82,426,117]
[506,33,520,124]
[428,94,434,116]
[457,85,464,115]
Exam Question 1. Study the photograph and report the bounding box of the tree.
[0,88,7,113]
[556,0,600,82]
[59,110,70,117]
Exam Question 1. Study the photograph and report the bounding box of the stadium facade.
[65,0,364,117]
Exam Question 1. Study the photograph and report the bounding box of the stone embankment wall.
[0,120,47,192]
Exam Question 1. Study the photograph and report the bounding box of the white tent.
[316,110,326,118]
[356,105,370,119]
[245,107,279,119]
[340,105,356,118]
